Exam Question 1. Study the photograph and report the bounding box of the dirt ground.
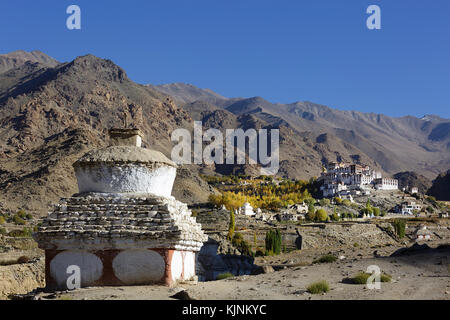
[38,244,450,301]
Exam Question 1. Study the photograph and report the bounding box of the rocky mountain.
[393,171,433,194]
[147,83,239,108]
[154,83,450,180]
[427,170,450,201]
[0,53,215,216]
[0,50,59,74]
[0,51,448,216]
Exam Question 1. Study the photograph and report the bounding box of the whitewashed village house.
[397,201,422,215]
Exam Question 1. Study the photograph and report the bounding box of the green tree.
[393,219,406,238]
[265,229,282,255]
[232,233,253,256]
[227,210,235,241]
[304,198,316,206]
[360,200,374,216]
[342,199,351,206]
[331,207,339,221]
[13,215,26,225]
[373,207,381,216]
[306,209,316,221]
[315,209,328,222]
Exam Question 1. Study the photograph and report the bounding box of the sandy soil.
[42,244,450,301]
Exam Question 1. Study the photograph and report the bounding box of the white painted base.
[75,164,176,197]
[50,251,103,288]
[112,249,165,285]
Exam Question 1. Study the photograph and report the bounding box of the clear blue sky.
[1,0,449,118]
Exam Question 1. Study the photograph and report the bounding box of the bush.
[307,280,330,294]
[306,208,316,221]
[342,200,351,207]
[265,229,282,255]
[304,198,316,206]
[7,227,32,238]
[372,207,381,216]
[426,206,434,214]
[313,254,337,264]
[315,209,328,222]
[393,219,406,238]
[17,256,30,264]
[427,196,438,207]
[0,216,5,225]
[361,199,374,216]
[351,272,391,284]
[380,273,392,282]
[232,233,253,256]
[319,199,331,206]
[255,249,265,257]
[334,197,343,205]
[0,227,7,235]
[13,215,26,225]
[331,212,339,221]
[360,207,373,216]
[216,272,234,280]
[16,210,27,219]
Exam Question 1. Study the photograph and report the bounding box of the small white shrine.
[239,202,255,216]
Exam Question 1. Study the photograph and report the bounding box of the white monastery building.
[319,162,398,197]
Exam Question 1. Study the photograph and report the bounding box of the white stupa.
[240,202,255,216]
[34,127,207,289]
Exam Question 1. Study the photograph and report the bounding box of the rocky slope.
[0,50,59,74]
[393,171,433,194]
[427,170,450,201]
[0,53,214,216]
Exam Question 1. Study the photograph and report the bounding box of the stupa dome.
[73,128,177,197]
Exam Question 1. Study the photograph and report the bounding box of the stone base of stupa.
[43,248,197,289]
[33,194,207,290]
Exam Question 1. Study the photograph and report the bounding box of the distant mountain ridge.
[0,51,448,216]
[151,83,450,180]
[147,83,238,108]
[0,50,59,74]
